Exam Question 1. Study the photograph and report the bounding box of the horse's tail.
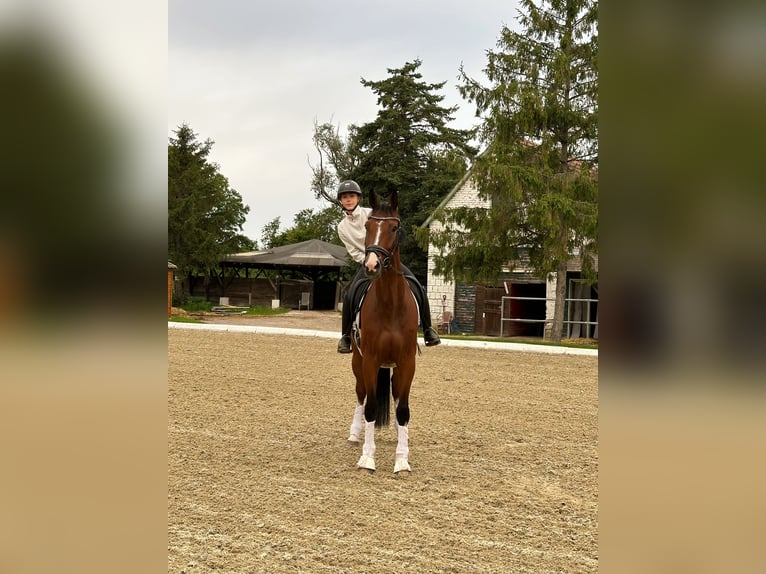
[375,368,391,428]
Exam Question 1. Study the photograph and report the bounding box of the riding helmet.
[336,180,362,200]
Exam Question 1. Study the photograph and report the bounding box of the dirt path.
[168,328,598,573]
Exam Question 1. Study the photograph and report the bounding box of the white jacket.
[338,205,372,264]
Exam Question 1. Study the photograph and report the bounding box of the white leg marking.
[348,403,364,443]
[394,422,411,473]
[357,420,376,471]
[395,422,409,459]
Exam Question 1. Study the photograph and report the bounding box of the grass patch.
[441,334,598,350]
[180,297,213,313]
[169,316,203,324]
[178,298,291,317]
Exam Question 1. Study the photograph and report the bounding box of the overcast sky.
[169,0,519,243]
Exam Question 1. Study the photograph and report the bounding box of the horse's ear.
[390,190,398,211]
[369,190,378,210]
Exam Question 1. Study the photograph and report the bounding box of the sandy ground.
[180,309,343,333]
[168,317,598,573]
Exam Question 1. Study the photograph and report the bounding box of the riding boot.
[420,301,441,347]
[337,335,352,353]
[405,275,441,347]
[423,326,441,347]
[338,269,365,354]
[337,293,353,353]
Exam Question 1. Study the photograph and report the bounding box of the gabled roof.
[221,239,349,269]
[421,168,476,228]
[423,144,597,229]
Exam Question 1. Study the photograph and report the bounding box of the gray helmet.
[336,180,362,201]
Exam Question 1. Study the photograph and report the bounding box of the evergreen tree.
[168,123,252,297]
[423,0,598,342]
[310,60,476,282]
[311,60,476,238]
[354,60,476,281]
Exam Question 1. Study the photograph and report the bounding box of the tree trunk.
[549,260,568,343]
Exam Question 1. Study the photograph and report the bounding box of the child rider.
[335,179,441,353]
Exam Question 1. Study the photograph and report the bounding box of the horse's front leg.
[356,358,379,472]
[392,361,414,475]
[348,351,365,444]
[348,403,364,444]
[357,419,377,472]
[393,421,411,474]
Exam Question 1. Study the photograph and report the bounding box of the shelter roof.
[221,239,349,269]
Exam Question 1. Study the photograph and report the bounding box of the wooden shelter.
[201,239,352,310]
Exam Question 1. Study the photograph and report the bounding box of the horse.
[346,189,420,474]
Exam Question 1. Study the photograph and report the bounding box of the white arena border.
[169,322,597,357]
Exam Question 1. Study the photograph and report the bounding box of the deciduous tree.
[261,206,342,248]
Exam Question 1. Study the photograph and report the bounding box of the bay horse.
[346,189,419,474]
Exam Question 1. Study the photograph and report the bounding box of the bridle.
[364,216,402,272]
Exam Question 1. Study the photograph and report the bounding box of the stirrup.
[337,335,352,354]
[424,328,441,347]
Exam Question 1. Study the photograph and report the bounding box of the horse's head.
[363,190,401,280]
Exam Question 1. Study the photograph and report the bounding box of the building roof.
[221,239,349,269]
[421,167,475,228]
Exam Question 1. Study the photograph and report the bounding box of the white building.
[423,171,597,340]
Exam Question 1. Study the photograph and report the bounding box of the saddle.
[350,277,421,317]
[350,281,370,350]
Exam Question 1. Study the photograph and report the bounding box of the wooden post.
[168,262,177,318]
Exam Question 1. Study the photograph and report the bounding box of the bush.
[171,292,185,307]
[182,296,213,312]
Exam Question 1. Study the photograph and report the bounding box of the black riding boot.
[338,268,366,353]
[404,274,441,347]
[337,291,353,353]
[420,298,441,347]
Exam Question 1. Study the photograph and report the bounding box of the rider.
[335,179,441,353]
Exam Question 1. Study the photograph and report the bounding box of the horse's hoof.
[357,454,376,472]
[394,458,411,474]
[347,434,360,444]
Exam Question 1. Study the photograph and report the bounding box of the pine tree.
[310,60,476,282]
[168,124,252,297]
[425,0,598,342]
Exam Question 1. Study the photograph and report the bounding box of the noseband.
[365,216,401,271]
